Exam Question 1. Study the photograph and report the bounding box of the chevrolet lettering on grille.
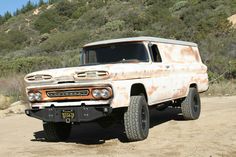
[46,89,89,98]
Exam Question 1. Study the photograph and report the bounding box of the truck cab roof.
[83,36,198,48]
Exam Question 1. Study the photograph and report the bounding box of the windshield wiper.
[117,59,140,63]
[80,59,142,66]
[79,63,100,66]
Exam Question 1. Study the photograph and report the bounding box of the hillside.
[0,0,236,103]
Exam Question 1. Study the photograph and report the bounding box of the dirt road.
[0,96,235,157]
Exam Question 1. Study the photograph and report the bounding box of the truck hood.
[24,63,150,85]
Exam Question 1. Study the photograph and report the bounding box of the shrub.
[56,1,77,17]
[72,5,87,19]
[103,20,125,31]
[170,1,189,12]
[0,30,27,52]
[34,9,68,33]
[0,57,62,76]
[7,30,28,45]
[78,8,108,28]
[40,31,89,52]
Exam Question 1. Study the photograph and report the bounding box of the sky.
[0,0,47,16]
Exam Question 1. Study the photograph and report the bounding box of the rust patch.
[148,85,158,96]
[172,86,188,99]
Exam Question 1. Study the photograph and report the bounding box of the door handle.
[165,65,170,69]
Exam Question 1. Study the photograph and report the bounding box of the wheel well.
[130,83,148,103]
[190,83,198,89]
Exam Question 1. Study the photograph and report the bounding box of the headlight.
[92,88,112,99]
[28,91,42,102]
[35,92,42,101]
[100,89,110,99]
[92,89,101,99]
[28,93,35,102]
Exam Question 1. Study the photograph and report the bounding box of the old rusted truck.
[25,37,209,142]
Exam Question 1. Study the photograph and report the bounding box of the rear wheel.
[181,87,201,120]
[43,122,71,142]
[124,96,150,141]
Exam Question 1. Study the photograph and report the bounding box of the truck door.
[148,43,173,104]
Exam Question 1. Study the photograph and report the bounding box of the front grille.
[46,89,89,98]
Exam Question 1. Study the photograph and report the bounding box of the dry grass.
[202,80,236,96]
[0,74,27,110]
[0,95,11,110]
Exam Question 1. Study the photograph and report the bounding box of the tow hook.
[65,118,71,123]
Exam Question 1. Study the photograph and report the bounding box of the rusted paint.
[148,85,158,96]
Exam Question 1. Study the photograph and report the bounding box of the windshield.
[82,42,149,65]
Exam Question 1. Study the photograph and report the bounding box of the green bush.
[40,31,89,52]
[170,1,189,12]
[7,30,28,45]
[103,20,125,31]
[72,5,88,19]
[0,57,62,76]
[56,1,78,18]
[78,8,108,28]
[0,30,27,52]
[34,9,68,33]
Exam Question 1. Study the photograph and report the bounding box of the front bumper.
[25,105,112,122]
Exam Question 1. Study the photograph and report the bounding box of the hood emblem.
[75,71,109,80]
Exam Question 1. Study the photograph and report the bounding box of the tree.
[3,11,12,22]
[13,9,21,16]
[48,0,58,4]
[0,15,3,25]
[21,1,36,13]
[38,0,45,7]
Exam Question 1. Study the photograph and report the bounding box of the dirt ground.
[0,96,235,157]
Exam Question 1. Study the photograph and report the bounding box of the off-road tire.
[124,96,150,141]
[181,87,201,120]
[43,122,71,142]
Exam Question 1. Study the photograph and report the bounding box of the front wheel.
[124,96,150,141]
[181,87,201,120]
[43,122,71,142]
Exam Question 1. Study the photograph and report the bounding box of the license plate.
[61,110,75,119]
